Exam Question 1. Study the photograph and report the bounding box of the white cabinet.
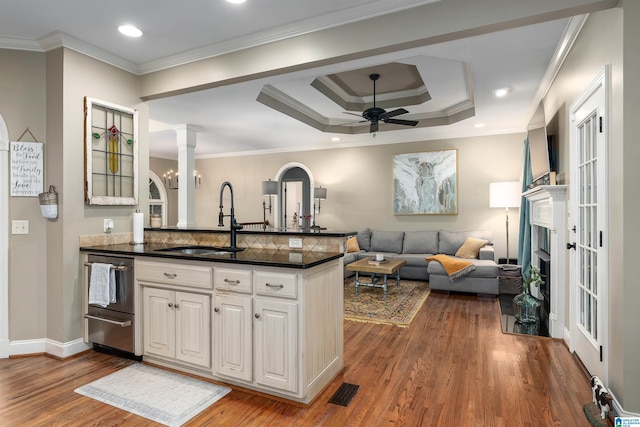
[137,256,343,404]
[143,288,211,368]
[213,268,298,393]
[254,298,297,392]
[213,293,253,381]
[138,260,212,369]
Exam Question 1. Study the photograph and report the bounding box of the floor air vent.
[328,383,360,406]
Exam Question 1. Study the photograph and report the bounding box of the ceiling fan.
[345,73,419,133]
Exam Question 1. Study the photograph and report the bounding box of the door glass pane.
[577,112,600,343]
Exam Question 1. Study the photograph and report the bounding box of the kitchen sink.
[155,245,245,256]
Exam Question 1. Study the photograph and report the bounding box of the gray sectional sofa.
[343,228,499,295]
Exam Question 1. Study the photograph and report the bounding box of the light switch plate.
[289,238,303,249]
[11,220,29,235]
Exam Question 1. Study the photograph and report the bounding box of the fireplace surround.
[523,185,567,339]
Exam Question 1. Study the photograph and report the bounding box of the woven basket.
[499,276,523,295]
[38,185,58,219]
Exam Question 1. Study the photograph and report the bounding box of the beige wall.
[53,48,149,343]
[1,47,149,344]
[1,49,48,340]
[189,133,523,261]
[543,4,640,412]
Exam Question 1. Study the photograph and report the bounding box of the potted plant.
[512,265,543,323]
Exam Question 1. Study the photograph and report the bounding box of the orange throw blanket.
[426,254,476,280]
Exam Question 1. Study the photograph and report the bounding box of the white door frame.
[0,114,10,358]
[569,65,609,380]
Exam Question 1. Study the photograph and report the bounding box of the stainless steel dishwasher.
[85,254,138,358]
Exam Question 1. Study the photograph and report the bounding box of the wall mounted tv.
[528,126,556,183]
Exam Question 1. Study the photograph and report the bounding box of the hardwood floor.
[0,292,594,426]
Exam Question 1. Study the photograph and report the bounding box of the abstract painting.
[393,149,457,215]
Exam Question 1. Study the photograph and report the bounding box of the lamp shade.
[489,181,521,208]
[261,179,278,195]
[314,186,327,199]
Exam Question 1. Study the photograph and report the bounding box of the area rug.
[75,363,231,427]
[343,277,430,327]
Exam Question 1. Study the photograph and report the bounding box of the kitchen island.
[80,233,345,405]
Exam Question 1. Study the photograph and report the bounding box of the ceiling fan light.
[118,25,143,37]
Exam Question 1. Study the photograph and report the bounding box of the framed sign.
[10,141,44,197]
[393,149,458,215]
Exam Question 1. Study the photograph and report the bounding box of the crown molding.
[37,31,140,74]
[523,14,588,128]
[0,36,42,52]
[136,0,441,74]
[0,1,439,75]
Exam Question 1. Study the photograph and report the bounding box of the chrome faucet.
[218,181,243,249]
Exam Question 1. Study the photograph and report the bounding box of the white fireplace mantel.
[523,185,567,339]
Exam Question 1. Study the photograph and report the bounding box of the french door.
[570,67,608,380]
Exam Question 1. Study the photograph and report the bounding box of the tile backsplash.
[80,230,346,253]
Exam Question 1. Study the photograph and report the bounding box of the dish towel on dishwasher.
[89,263,116,307]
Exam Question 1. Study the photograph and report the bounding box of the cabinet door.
[254,298,298,392]
[143,287,175,358]
[213,294,253,381]
[175,292,211,368]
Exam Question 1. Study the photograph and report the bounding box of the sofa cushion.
[402,231,439,254]
[346,236,360,253]
[428,258,498,277]
[439,230,494,255]
[370,230,405,254]
[356,228,372,251]
[455,237,489,259]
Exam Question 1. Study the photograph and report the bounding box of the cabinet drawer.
[214,268,252,294]
[137,260,212,289]
[255,271,297,299]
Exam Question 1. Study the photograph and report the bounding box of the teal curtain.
[518,134,533,277]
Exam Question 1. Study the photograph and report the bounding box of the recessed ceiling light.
[225,0,246,3]
[331,137,340,142]
[474,123,485,128]
[492,87,510,98]
[118,25,143,38]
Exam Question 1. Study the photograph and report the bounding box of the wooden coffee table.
[346,257,407,299]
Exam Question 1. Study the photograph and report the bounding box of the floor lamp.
[490,181,521,264]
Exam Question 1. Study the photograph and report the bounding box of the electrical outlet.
[289,238,303,249]
[104,218,114,233]
[11,220,29,235]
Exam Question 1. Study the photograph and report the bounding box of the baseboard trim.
[609,389,640,418]
[8,338,90,358]
[0,338,9,358]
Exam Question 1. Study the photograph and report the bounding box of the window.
[149,171,167,226]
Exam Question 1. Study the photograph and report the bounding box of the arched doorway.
[273,162,314,229]
[149,171,168,227]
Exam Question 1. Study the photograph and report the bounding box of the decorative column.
[172,124,200,227]
[523,185,567,339]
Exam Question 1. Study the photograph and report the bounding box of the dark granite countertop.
[80,243,343,269]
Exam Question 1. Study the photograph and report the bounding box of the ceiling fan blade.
[370,121,379,133]
[380,108,408,119]
[384,118,419,126]
[342,111,364,118]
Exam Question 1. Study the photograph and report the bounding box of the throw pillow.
[346,236,360,253]
[455,237,489,259]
